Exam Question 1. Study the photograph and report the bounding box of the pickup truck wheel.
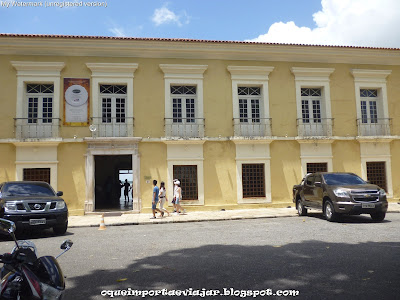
[324,200,337,222]
[53,221,68,235]
[370,212,386,222]
[296,199,307,216]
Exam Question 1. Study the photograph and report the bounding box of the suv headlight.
[333,189,350,198]
[5,202,17,212]
[56,201,66,210]
[379,189,386,196]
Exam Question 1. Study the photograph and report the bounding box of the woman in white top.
[158,181,170,217]
[174,180,186,215]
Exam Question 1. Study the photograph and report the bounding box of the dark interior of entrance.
[95,155,132,210]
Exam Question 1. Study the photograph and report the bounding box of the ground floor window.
[242,163,265,198]
[366,161,387,191]
[306,162,328,174]
[23,168,50,184]
[173,165,198,200]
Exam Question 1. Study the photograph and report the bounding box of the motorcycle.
[0,218,73,299]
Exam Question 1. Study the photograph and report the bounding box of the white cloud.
[247,0,400,48]
[152,4,189,27]
[109,26,127,37]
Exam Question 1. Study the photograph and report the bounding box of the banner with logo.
[64,78,90,126]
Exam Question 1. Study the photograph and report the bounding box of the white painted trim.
[11,61,64,124]
[291,67,334,121]
[351,69,391,126]
[228,66,274,132]
[160,64,207,122]
[359,141,393,198]
[299,142,333,176]
[86,63,138,124]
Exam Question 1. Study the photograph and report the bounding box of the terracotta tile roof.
[1,33,399,51]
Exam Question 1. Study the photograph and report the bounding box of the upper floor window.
[351,69,392,137]
[238,87,261,124]
[26,84,54,124]
[100,84,127,124]
[291,67,335,137]
[171,85,197,124]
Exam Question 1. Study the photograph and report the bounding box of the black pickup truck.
[293,172,388,222]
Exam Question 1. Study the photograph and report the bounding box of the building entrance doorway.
[94,155,132,211]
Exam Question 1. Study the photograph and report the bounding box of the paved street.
[1,213,400,299]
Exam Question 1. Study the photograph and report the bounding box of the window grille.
[312,100,321,123]
[102,98,112,123]
[251,99,260,123]
[173,165,198,200]
[366,162,387,191]
[369,101,378,123]
[242,164,265,198]
[42,97,53,123]
[301,88,321,97]
[301,100,310,123]
[171,86,196,95]
[173,98,182,123]
[116,98,126,123]
[239,99,248,122]
[306,163,328,174]
[23,168,51,184]
[27,84,54,94]
[238,87,261,96]
[100,85,127,94]
[186,99,195,123]
[28,97,38,124]
[360,89,377,98]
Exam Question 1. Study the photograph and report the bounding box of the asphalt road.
[1,213,400,300]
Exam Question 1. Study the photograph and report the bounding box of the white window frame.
[360,141,393,198]
[166,142,205,206]
[299,141,333,177]
[11,61,65,139]
[160,64,207,137]
[291,67,334,137]
[86,63,138,136]
[351,69,391,136]
[228,66,274,137]
[234,141,271,204]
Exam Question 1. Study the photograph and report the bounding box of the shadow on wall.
[65,240,400,300]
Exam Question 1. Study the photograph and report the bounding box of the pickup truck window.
[305,175,314,186]
[323,173,366,185]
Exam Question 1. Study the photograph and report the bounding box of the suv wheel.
[370,212,386,222]
[296,199,307,216]
[53,222,68,235]
[324,200,337,222]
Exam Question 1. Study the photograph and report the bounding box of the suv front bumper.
[334,201,388,215]
[3,211,68,230]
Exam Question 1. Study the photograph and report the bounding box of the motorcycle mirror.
[0,218,16,234]
[60,239,73,250]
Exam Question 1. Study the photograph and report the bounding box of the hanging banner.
[64,78,90,126]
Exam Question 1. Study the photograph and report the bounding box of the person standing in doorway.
[158,181,170,217]
[174,180,186,215]
[123,179,131,203]
[151,180,162,219]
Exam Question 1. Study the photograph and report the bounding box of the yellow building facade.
[0,34,399,215]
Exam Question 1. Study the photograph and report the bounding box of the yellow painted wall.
[387,68,400,136]
[0,56,17,139]
[391,141,400,201]
[139,142,167,210]
[0,144,15,182]
[203,141,236,205]
[332,141,361,174]
[270,141,301,204]
[57,143,87,215]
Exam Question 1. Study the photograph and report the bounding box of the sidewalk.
[68,202,400,228]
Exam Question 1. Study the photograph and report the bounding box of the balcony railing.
[90,117,134,137]
[357,118,391,136]
[297,118,334,137]
[233,118,272,137]
[14,118,60,139]
[165,118,205,138]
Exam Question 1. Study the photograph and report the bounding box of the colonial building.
[0,34,399,215]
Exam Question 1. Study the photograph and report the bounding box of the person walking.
[123,179,130,203]
[151,180,162,219]
[158,181,170,217]
[174,180,186,215]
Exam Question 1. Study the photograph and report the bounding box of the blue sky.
[1,0,400,48]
